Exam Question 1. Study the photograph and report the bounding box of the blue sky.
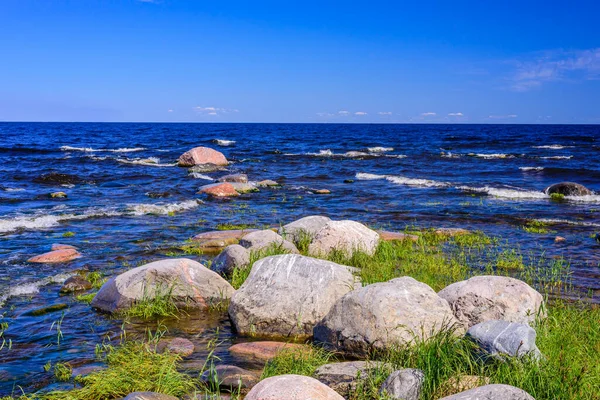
[0,1,599,123]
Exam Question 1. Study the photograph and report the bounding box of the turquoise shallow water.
[0,122,599,394]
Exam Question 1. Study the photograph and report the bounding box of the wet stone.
[157,337,195,357]
[60,275,92,293]
[200,365,259,391]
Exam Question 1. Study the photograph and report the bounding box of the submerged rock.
[178,147,228,167]
[158,337,195,357]
[198,182,239,197]
[51,243,77,251]
[218,173,248,183]
[279,215,331,244]
[239,229,299,254]
[308,220,379,257]
[60,276,92,293]
[379,369,425,400]
[312,189,331,194]
[314,277,460,357]
[257,179,280,187]
[466,320,541,360]
[229,254,358,339]
[438,384,535,400]
[28,248,81,263]
[230,182,258,193]
[188,164,227,173]
[91,258,235,313]
[438,275,545,328]
[24,303,68,316]
[34,172,86,185]
[245,375,344,400]
[212,244,250,275]
[314,361,390,397]
[545,182,593,196]
[228,341,310,364]
[378,230,419,242]
[200,365,259,391]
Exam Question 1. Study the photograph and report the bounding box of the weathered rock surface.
[91,258,235,313]
[239,230,299,254]
[60,276,92,293]
[308,220,380,257]
[437,276,545,328]
[178,147,228,167]
[379,369,425,400]
[314,361,390,397]
[218,174,248,183]
[212,244,250,275]
[228,341,310,364]
[467,320,541,360]
[230,182,258,193]
[187,164,226,173]
[278,215,331,244]
[158,337,195,357]
[314,277,460,357]
[257,179,280,187]
[434,375,491,398]
[229,254,358,338]
[123,393,178,400]
[28,248,82,263]
[245,375,344,400]
[191,229,258,252]
[438,384,535,400]
[51,243,77,251]
[198,182,239,197]
[545,182,593,196]
[378,230,419,242]
[200,365,259,391]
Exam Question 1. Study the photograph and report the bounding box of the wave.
[533,218,600,227]
[0,209,122,234]
[456,185,549,199]
[116,157,177,167]
[441,152,461,158]
[540,156,573,160]
[288,149,403,159]
[213,139,236,146]
[0,272,73,308]
[3,187,26,192]
[355,173,388,180]
[532,145,574,150]
[60,146,146,153]
[127,200,201,216]
[519,167,544,171]
[386,176,449,188]
[189,173,215,180]
[469,153,515,159]
[367,147,394,153]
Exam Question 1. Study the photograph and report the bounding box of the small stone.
[146,192,171,198]
[278,215,331,244]
[50,191,67,198]
[159,337,195,357]
[218,174,248,183]
[257,179,280,187]
[466,320,541,360]
[28,248,82,263]
[71,365,104,377]
[123,392,178,400]
[198,182,239,197]
[308,220,380,257]
[200,365,259,391]
[188,164,226,173]
[379,369,424,400]
[437,384,535,400]
[228,341,310,364]
[312,189,331,194]
[554,236,566,243]
[191,229,258,253]
[212,244,250,275]
[60,276,92,293]
[314,361,390,397]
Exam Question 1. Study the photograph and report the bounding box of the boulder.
[308,220,379,257]
[228,341,310,364]
[314,361,390,397]
[123,393,178,400]
[278,215,331,244]
[191,229,258,252]
[437,276,545,328]
[379,369,425,400]
[545,182,593,196]
[239,230,299,254]
[178,147,228,167]
[314,277,460,357]
[378,230,419,242]
[198,183,239,197]
[218,174,248,183]
[438,384,535,400]
[200,365,259,391]
[466,320,541,360]
[229,254,358,339]
[212,244,250,275]
[230,182,258,193]
[91,258,235,313]
[60,276,92,293]
[257,179,280,187]
[28,248,81,263]
[158,337,195,357]
[245,375,344,400]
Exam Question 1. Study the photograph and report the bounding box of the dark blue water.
[0,122,599,395]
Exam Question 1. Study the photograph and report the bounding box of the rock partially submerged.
[545,182,593,196]
[230,182,258,193]
[438,384,535,400]
[91,258,235,313]
[257,179,280,187]
[157,337,195,357]
[178,147,228,167]
[198,182,239,197]
[60,276,92,293]
[314,361,390,397]
[279,215,331,244]
[466,320,541,360]
[218,173,248,183]
[438,276,545,328]
[229,254,358,339]
[239,230,298,254]
[28,248,81,263]
[314,277,460,357]
[212,244,250,275]
[200,365,259,391]
[308,220,379,257]
[245,375,344,400]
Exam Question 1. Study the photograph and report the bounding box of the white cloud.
[194,106,239,115]
[316,112,334,117]
[448,112,463,116]
[488,114,518,119]
[355,111,368,116]
[167,109,173,113]
[421,112,436,117]
[378,111,392,115]
[338,110,351,115]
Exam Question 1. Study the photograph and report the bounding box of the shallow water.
[0,122,599,395]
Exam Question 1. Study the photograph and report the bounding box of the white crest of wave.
[61,146,146,152]
[116,157,177,167]
[470,153,514,159]
[214,139,236,146]
[386,176,448,188]
[368,147,394,153]
[3,187,26,192]
[540,156,572,160]
[440,152,461,158]
[189,173,215,180]
[311,149,334,156]
[0,209,122,234]
[127,200,201,216]
[519,167,545,171]
[0,272,73,308]
[355,173,388,180]
[387,154,407,159]
[532,145,573,149]
[563,195,600,203]
[344,151,371,158]
[534,218,600,227]
[458,186,548,199]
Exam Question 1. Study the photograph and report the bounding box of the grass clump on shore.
[523,220,553,234]
[215,223,257,231]
[120,285,180,320]
[261,345,334,379]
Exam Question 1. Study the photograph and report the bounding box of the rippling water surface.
[0,122,599,394]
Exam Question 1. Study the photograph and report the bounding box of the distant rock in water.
[60,276,92,293]
[545,182,593,196]
[28,248,82,263]
[178,146,228,167]
[198,182,239,197]
[218,173,248,183]
[34,172,86,185]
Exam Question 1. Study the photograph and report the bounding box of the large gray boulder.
[379,369,425,400]
[466,320,541,360]
[308,220,379,257]
[91,258,235,313]
[228,254,358,339]
[239,229,299,254]
[212,244,250,276]
[245,375,344,400]
[545,182,593,196]
[437,276,545,328]
[279,215,331,244]
[314,277,460,357]
[438,384,535,400]
[314,361,390,397]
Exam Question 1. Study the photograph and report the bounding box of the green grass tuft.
[261,345,334,379]
[121,285,180,320]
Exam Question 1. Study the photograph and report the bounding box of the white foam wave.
[3,187,26,192]
[534,218,600,227]
[470,153,514,159]
[386,176,449,188]
[458,186,548,199]
[116,157,177,167]
[441,152,461,158]
[540,156,572,160]
[127,200,201,216]
[532,145,573,150]
[213,139,236,146]
[344,151,371,158]
[189,173,215,180]
[368,147,394,153]
[0,273,73,308]
[61,146,146,153]
[386,154,407,159]
[519,167,545,171]
[0,209,122,234]
[355,173,388,180]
